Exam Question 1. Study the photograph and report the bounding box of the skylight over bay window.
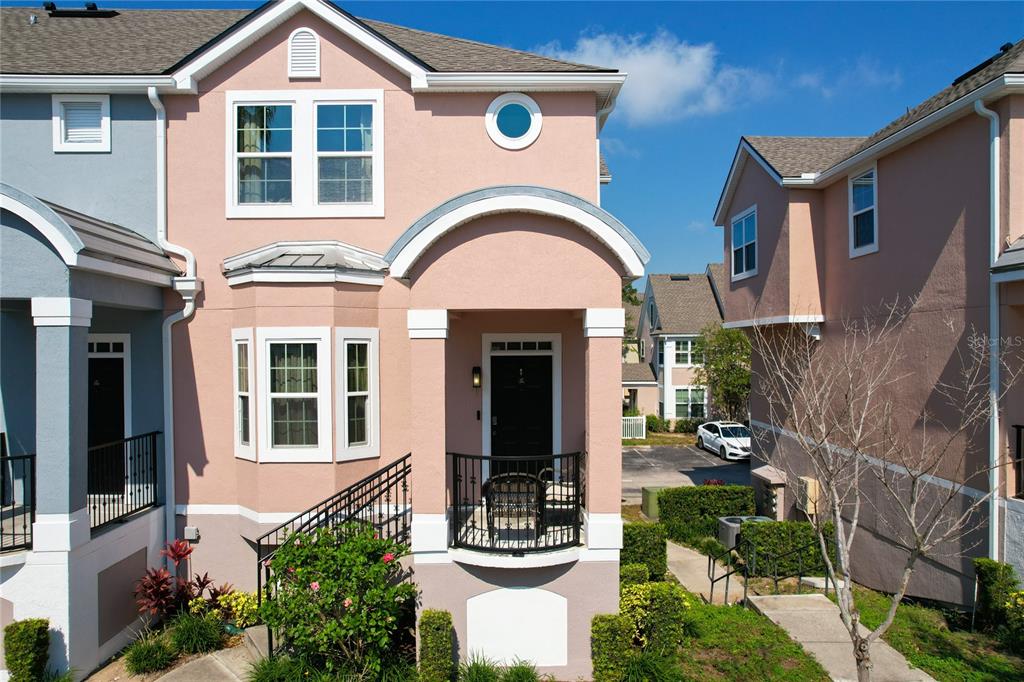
[849,167,878,257]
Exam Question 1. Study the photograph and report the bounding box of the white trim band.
[584,308,626,338]
[31,297,93,327]
[723,314,825,329]
[407,309,449,339]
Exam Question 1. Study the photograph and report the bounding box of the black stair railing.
[88,431,161,532]
[1,453,36,552]
[255,453,411,653]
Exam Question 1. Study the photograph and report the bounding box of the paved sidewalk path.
[158,645,256,681]
[666,540,743,604]
[747,594,936,682]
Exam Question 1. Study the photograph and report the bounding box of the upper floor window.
[288,28,320,78]
[226,90,384,219]
[849,168,878,257]
[731,205,757,281]
[639,339,646,361]
[658,338,664,367]
[674,337,702,366]
[52,94,110,153]
[485,93,542,150]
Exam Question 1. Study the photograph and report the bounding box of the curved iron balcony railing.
[448,451,584,555]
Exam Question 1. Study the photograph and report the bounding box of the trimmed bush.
[1005,590,1024,654]
[658,485,754,544]
[693,536,728,559]
[974,558,1020,630]
[591,614,633,682]
[458,652,501,682]
[622,523,667,580]
[672,418,700,434]
[737,521,834,578]
[419,609,455,682]
[620,582,692,653]
[645,414,668,433]
[620,563,649,586]
[4,618,50,682]
[124,630,177,675]
[171,612,224,654]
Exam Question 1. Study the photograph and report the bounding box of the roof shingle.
[622,363,656,383]
[647,273,722,335]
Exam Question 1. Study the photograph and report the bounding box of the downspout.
[974,98,1000,561]
[148,87,201,566]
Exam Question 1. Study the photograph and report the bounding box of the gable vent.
[288,28,320,78]
[62,101,103,143]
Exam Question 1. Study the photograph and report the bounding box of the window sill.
[849,244,879,259]
[731,269,758,283]
[227,203,384,219]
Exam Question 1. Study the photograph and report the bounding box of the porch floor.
[452,504,581,553]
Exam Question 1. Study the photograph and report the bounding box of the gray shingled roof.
[599,154,612,181]
[740,39,1024,178]
[993,235,1024,273]
[648,273,722,335]
[622,363,656,383]
[744,136,867,178]
[0,5,611,75]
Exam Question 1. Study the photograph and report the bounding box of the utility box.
[641,486,667,520]
[751,464,787,521]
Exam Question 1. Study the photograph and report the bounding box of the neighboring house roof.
[599,154,612,184]
[704,262,725,317]
[624,298,641,336]
[622,363,656,384]
[0,5,610,75]
[743,136,867,178]
[993,235,1024,273]
[222,240,387,285]
[647,273,723,335]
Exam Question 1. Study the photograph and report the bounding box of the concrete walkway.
[666,540,743,604]
[747,594,936,682]
[158,645,256,681]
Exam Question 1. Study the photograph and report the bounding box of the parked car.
[696,422,752,460]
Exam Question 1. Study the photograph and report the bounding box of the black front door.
[88,357,125,494]
[490,355,553,457]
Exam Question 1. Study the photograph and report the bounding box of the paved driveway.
[622,444,751,503]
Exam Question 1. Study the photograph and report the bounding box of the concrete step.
[243,625,269,660]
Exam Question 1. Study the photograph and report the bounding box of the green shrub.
[246,655,308,681]
[619,582,692,653]
[458,653,501,682]
[737,521,834,578]
[41,669,75,682]
[672,418,700,434]
[591,614,633,682]
[260,524,418,676]
[3,618,50,682]
[973,558,1019,630]
[693,536,728,559]
[171,611,224,654]
[217,591,260,628]
[658,485,754,545]
[419,609,454,682]
[124,629,177,675]
[1004,590,1024,654]
[620,650,683,682]
[621,523,667,580]
[646,414,667,433]
[623,408,640,417]
[620,563,649,586]
[500,660,544,681]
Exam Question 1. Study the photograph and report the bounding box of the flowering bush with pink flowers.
[259,524,418,675]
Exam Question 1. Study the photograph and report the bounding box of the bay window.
[336,328,380,461]
[232,329,255,461]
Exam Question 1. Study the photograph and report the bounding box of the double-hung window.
[227,90,383,218]
[257,328,331,462]
[675,387,706,419]
[658,338,665,367]
[731,206,757,280]
[849,168,878,257]
[232,329,255,460]
[336,328,380,460]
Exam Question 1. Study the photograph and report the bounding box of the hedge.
[620,563,649,586]
[591,614,633,682]
[973,558,1020,631]
[3,618,50,682]
[621,523,667,580]
[672,418,701,434]
[418,609,455,682]
[658,485,755,544]
[619,582,692,653]
[645,414,668,433]
[737,521,834,578]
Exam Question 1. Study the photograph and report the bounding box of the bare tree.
[748,300,1022,682]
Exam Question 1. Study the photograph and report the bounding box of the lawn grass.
[848,585,1024,682]
[623,432,697,447]
[621,504,647,523]
[677,602,830,682]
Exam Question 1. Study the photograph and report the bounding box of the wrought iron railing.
[256,453,412,654]
[449,451,584,555]
[1,453,35,552]
[88,431,160,532]
[708,536,837,604]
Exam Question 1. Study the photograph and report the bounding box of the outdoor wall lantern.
[472,366,482,388]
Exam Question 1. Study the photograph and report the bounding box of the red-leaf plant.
[134,540,218,619]
[134,567,176,617]
[161,539,194,569]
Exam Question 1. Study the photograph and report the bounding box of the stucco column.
[31,297,92,546]
[407,309,449,559]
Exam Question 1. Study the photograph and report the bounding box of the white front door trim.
[87,333,132,439]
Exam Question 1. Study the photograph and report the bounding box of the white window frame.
[730,204,758,282]
[287,27,321,79]
[52,94,110,153]
[673,336,700,367]
[256,327,332,462]
[657,337,664,367]
[232,328,256,461]
[485,92,542,150]
[848,164,879,258]
[225,89,384,219]
[674,385,708,420]
[335,327,380,462]
[639,338,645,361]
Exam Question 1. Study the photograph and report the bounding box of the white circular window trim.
[485,92,542,150]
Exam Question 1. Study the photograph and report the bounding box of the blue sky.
[6,1,1021,281]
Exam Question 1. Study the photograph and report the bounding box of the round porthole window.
[486,93,542,150]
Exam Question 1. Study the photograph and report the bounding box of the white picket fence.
[622,415,646,440]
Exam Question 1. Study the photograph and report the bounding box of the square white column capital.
[32,297,92,327]
[407,309,449,339]
[584,308,625,338]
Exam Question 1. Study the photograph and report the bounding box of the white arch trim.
[0,186,83,265]
[387,192,648,279]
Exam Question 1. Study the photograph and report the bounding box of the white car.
[696,421,752,461]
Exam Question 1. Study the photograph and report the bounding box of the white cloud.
[538,30,774,126]
[796,56,902,99]
[600,136,641,159]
